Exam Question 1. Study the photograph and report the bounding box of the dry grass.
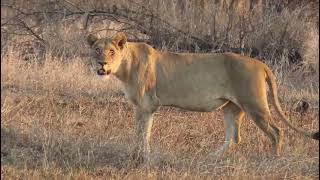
[1,0,319,179]
[1,45,319,179]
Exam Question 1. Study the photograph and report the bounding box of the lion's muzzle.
[97,68,106,76]
[97,61,111,75]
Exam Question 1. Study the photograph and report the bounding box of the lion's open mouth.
[97,68,111,76]
[97,68,106,76]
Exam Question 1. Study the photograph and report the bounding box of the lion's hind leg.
[213,102,245,157]
[244,104,283,155]
[233,106,245,144]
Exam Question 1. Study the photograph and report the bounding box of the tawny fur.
[87,32,319,164]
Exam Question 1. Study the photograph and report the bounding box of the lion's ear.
[87,34,99,47]
[112,32,127,50]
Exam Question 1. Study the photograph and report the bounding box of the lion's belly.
[172,99,229,112]
[158,91,229,112]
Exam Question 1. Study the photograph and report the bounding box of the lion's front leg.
[132,108,154,165]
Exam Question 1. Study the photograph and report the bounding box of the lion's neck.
[114,43,138,85]
[114,42,159,106]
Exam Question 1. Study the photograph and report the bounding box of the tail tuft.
[312,132,319,140]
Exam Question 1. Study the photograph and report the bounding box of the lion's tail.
[265,67,319,140]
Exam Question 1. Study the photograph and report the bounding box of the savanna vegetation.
[1,0,319,179]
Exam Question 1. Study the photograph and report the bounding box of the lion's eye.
[95,48,102,55]
[109,49,115,56]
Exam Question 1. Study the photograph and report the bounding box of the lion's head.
[87,32,127,76]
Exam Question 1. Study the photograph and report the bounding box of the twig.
[16,18,45,43]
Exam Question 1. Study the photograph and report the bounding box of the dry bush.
[1,0,319,179]
[2,0,319,72]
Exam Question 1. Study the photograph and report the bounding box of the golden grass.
[1,48,319,179]
[1,1,319,178]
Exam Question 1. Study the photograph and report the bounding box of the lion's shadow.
[0,126,218,171]
[1,127,145,170]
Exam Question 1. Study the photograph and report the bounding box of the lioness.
[87,32,319,163]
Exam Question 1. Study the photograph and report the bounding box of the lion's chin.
[97,74,111,81]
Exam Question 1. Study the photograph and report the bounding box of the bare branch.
[16,18,45,43]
